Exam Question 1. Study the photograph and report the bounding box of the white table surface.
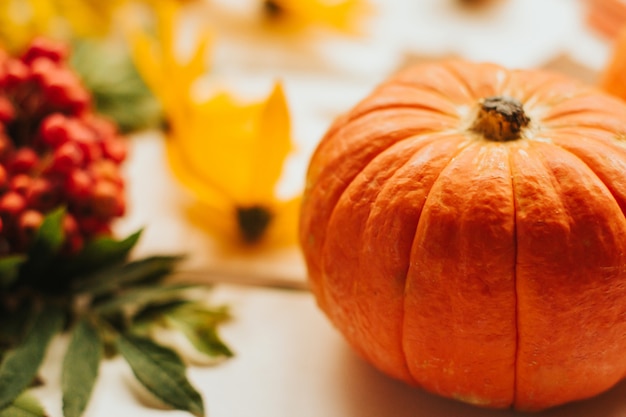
[33,0,626,416]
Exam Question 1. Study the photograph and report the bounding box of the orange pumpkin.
[299,59,626,411]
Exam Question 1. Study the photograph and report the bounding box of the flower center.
[236,205,273,244]
[263,0,284,19]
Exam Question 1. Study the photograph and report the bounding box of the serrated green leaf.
[0,391,46,417]
[0,306,65,410]
[93,283,195,316]
[131,300,194,335]
[115,334,204,417]
[166,306,233,359]
[66,230,142,278]
[0,255,26,288]
[74,255,185,297]
[62,319,103,417]
[166,315,233,359]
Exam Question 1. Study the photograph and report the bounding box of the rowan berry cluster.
[0,38,127,256]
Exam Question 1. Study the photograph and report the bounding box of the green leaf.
[30,208,65,255]
[70,39,163,133]
[166,306,233,359]
[0,306,65,410]
[19,208,66,283]
[66,230,142,278]
[115,334,204,417]
[0,392,46,417]
[0,302,34,349]
[62,319,103,417]
[93,283,195,316]
[0,255,26,288]
[74,255,185,297]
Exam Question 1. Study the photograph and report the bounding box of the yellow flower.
[168,85,301,247]
[129,0,211,130]
[131,0,300,247]
[259,0,371,35]
[0,0,125,52]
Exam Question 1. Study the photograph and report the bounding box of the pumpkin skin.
[299,59,626,411]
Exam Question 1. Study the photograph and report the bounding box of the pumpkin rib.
[393,60,477,104]
[345,103,458,131]
[394,137,480,385]
[546,131,626,217]
[320,132,456,321]
[390,79,478,114]
[508,144,521,409]
[442,60,506,102]
[505,70,583,110]
[540,94,626,124]
[353,134,475,384]
[513,141,626,409]
[301,108,460,309]
[354,82,461,118]
[403,141,518,407]
[321,133,465,383]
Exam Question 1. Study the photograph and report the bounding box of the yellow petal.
[55,0,123,37]
[263,0,371,34]
[265,194,302,246]
[129,0,210,125]
[249,82,292,202]
[171,93,264,204]
[165,126,234,211]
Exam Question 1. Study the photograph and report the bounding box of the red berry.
[0,165,8,190]
[65,169,93,201]
[8,148,39,174]
[49,141,85,173]
[44,70,89,112]
[39,113,70,148]
[17,209,44,249]
[9,174,31,195]
[29,57,57,85]
[91,180,121,218]
[3,59,29,87]
[0,191,26,216]
[89,160,123,187]
[62,213,79,236]
[101,137,127,164]
[18,209,43,232]
[26,177,60,211]
[77,216,109,236]
[21,37,68,64]
[69,122,102,162]
[87,115,117,138]
[0,96,14,123]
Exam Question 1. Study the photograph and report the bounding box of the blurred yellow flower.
[129,0,211,127]
[131,0,300,247]
[259,0,371,34]
[0,0,199,53]
[0,0,125,52]
[168,85,301,247]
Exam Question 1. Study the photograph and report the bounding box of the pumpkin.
[299,59,626,411]
[600,25,626,100]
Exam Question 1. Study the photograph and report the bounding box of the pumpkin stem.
[470,96,530,142]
